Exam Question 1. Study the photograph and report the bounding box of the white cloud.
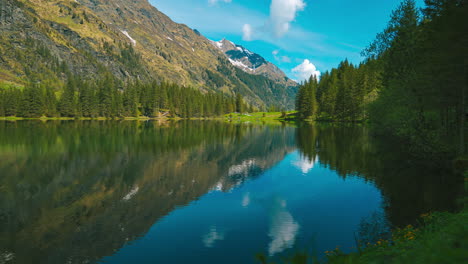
[280,56,291,63]
[242,24,253,41]
[268,0,305,38]
[242,0,306,41]
[292,59,320,82]
[272,50,291,63]
[209,0,232,5]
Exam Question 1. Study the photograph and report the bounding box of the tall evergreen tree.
[235,93,244,113]
[59,77,77,117]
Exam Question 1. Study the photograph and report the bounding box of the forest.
[296,0,467,157]
[0,73,250,119]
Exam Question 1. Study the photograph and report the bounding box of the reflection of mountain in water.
[296,124,463,228]
[0,121,295,264]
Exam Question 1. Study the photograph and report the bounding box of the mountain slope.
[0,0,297,109]
[210,39,297,87]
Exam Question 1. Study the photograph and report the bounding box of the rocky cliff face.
[0,0,297,109]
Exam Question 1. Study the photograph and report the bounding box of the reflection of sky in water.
[101,151,384,264]
[293,155,318,174]
[242,192,251,207]
[267,199,300,256]
[203,226,225,248]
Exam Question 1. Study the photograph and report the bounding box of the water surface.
[0,121,461,264]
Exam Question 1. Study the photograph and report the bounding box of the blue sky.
[149,0,425,81]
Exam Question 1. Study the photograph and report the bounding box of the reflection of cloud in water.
[202,226,225,248]
[293,155,318,174]
[242,192,251,207]
[268,199,300,256]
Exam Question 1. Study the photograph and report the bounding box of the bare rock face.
[0,0,298,109]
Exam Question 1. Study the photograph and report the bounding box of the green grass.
[0,81,24,90]
[224,111,297,121]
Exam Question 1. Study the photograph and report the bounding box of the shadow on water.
[295,122,463,228]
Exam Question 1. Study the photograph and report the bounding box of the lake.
[0,121,462,264]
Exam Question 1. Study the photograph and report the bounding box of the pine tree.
[20,84,44,118]
[60,77,77,117]
[235,93,244,113]
[44,84,57,117]
[97,75,114,117]
[0,90,5,117]
[79,82,93,117]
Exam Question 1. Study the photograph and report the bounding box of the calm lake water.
[0,121,462,264]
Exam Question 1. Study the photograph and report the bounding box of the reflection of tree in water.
[296,123,463,229]
[357,211,391,246]
[0,121,296,264]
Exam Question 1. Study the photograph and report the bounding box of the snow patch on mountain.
[229,58,254,72]
[211,40,223,49]
[121,30,136,46]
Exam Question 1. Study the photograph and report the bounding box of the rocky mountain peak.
[210,38,296,87]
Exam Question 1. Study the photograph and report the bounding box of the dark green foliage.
[366,0,467,156]
[205,70,226,88]
[19,84,45,117]
[43,84,57,117]
[2,88,21,116]
[235,93,244,113]
[296,0,467,156]
[296,76,318,119]
[296,59,379,121]
[0,76,242,118]
[119,44,141,71]
[0,91,4,117]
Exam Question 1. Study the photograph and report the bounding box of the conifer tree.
[235,93,244,113]
[0,91,4,117]
[60,77,77,117]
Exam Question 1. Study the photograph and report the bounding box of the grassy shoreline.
[0,111,297,122]
[325,208,467,264]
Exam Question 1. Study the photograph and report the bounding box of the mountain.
[0,0,298,109]
[210,39,297,87]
